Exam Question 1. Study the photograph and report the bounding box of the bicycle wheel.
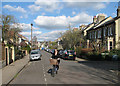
[51,67,55,77]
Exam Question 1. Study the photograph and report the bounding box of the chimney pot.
[93,16,97,23]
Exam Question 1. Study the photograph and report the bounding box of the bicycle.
[49,59,58,77]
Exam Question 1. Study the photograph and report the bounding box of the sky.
[1,0,120,41]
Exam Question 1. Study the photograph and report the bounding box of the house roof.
[96,16,120,28]
[84,23,94,30]
[18,34,29,42]
[20,41,27,46]
[87,16,113,31]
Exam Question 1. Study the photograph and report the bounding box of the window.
[110,41,112,50]
[110,27,113,35]
[90,32,91,39]
[95,31,96,39]
[92,32,94,39]
[108,27,110,36]
[104,28,106,36]
[98,30,101,38]
[31,51,39,54]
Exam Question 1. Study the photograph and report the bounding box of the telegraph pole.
[31,23,33,50]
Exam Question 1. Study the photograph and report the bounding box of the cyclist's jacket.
[51,50,59,59]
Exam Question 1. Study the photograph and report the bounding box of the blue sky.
[1,0,119,41]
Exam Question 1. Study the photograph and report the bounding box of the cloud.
[72,11,76,15]
[37,30,66,41]
[62,0,110,2]
[10,23,39,31]
[20,31,42,36]
[20,30,66,41]
[96,13,108,17]
[34,12,92,29]
[20,16,23,18]
[93,3,106,10]
[41,12,46,16]
[112,13,117,17]
[28,0,63,12]
[28,0,107,14]
[28,5,41,12]
[63,0,106,10]
[3,5,26,13]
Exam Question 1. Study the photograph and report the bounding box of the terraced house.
[86,4,120,51]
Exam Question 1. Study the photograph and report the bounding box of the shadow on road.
[75,61,120,84]
[77,61,119,71]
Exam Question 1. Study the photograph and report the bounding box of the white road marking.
[44,78,47,82]
[41,59,47,85]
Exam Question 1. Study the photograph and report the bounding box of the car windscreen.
[31,51,39,54]
[67,51,74,54]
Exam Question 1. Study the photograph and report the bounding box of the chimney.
[97,14,105,23]
[93,16,97,23]
[117,1,120,17]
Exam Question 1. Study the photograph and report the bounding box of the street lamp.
[31,23,33,49]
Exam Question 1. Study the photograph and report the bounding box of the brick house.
[86,5,120,51]
[18,34,30,55]
[2,30,16,66]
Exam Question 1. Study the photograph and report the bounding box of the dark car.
[62,50,76,60]
[58,50,64,58]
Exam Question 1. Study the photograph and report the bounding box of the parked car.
[58,50,64,58]
[30,50,42,61]
[62,50,76,60]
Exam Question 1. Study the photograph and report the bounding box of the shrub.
[87,52,103,61]
[75,46,82,57]
[81,48,93,58]
[104,55,112,61]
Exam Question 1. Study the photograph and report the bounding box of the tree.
[1,14,21,42]
[49,41,58,49]
[61,29,85,50]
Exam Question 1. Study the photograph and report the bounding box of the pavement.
[75,57,87,61]
[1,54,29,85]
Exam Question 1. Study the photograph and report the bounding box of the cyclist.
[50,49,60,71]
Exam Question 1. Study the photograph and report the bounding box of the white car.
[30,50,42,61]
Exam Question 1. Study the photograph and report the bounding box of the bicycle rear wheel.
[51,67,55,77]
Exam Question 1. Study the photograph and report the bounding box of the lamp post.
[31,23,33,50]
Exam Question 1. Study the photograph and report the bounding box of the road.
[9,51,119,84]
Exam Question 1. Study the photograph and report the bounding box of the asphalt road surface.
[9,51,119,84]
